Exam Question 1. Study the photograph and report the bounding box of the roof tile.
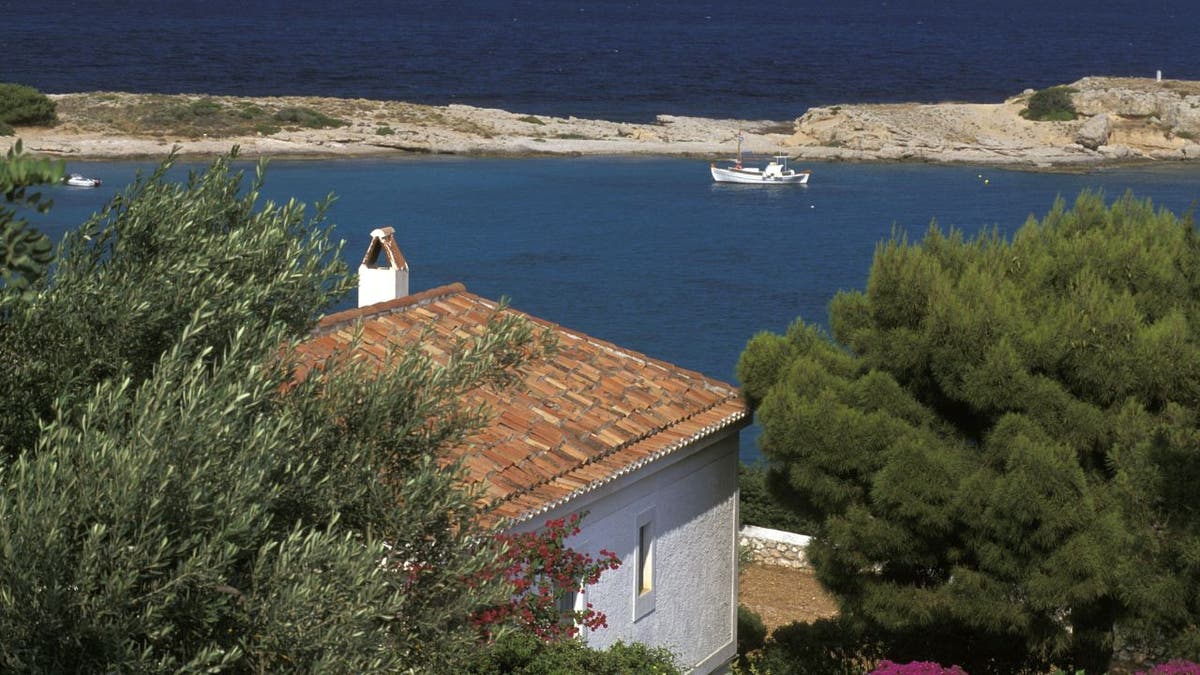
[295,283,748,525]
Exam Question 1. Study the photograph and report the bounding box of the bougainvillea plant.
[1137,660,1200,675]
[870,660,970,675]
[470,512,621,641]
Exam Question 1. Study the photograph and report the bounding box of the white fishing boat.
[710,133,810,184]
[64,173,102,188]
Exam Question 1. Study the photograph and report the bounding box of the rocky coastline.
[4,76,1200,169]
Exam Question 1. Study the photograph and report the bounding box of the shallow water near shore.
[28,158,1200,462]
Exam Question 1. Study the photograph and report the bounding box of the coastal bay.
[6,76,1200,169]
[27,156,1200,466]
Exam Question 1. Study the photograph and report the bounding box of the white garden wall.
[739,525,811,568]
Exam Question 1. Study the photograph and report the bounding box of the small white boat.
[64,173,102,188]
[711,156,810,184]
[710,133,810,184]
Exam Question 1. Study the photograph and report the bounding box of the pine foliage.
[738,191,1200,673]
[0,151,547,672]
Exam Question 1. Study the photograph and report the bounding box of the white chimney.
[357,227,409,307]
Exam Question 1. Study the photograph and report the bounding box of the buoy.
[984,179,989,185]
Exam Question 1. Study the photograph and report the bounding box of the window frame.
[634,508,656,620]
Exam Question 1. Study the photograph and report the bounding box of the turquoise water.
[28,158,1200,461]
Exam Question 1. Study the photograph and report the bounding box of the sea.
[9,1,1200,462]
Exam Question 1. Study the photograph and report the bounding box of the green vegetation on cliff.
[1022,85,1078,121]
[0,83,57,135]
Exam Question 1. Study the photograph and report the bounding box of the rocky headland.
[5,76,1200,169]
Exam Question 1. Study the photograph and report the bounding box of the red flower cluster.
[470,512,621,641]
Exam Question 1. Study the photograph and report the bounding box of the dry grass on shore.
[48,92,509,140]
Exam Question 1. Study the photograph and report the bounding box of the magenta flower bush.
[1137,660,1200,675]
[870,660,969,675]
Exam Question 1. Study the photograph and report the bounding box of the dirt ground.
[739,563,839,632]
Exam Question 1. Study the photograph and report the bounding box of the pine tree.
[739,191,1200,673]
[0,149,546,671]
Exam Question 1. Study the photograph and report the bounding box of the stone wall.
[739,525,810,569]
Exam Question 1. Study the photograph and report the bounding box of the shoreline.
[5,77,1200,170]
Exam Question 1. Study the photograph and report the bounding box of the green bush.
[273,106,346,129]
[465,631,681,674]
[0,121,12,136]
[756,618,884,675]
[738,604,768,656]
[739,462,818,533]
[1022,86,1077,121]
[0,83,57,127]
[376,126,395,135]
[186,98,223,117]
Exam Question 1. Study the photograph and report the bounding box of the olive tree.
[0,149,544,672]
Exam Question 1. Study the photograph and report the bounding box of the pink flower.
[870,661,969,675]
[1138,661,1200,675]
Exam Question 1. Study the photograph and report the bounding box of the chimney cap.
[360,227,408,271]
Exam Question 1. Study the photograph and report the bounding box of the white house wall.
[510,430,740,674]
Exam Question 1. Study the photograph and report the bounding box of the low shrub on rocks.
[273,106,346,129]
[1022,85,1078,121]
[0,83,57,132]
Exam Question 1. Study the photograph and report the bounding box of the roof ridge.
[313,282,468,335]
[490,391,747,520]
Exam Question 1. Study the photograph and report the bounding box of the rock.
[1150,148,1185,160]
[1076,113,1112,149]
[1182,144,1200,159]
[1073,88,1162,117]
[625,127,661,142]
[1099,144,1135,160]
[1162,98,1200,137]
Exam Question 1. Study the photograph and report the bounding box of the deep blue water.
[7,0,1200,121]
[26,159,1200,461]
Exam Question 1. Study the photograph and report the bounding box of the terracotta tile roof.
[295,284,749,526]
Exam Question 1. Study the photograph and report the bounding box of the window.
[556,588,578,617]
[638,523,653,595]
[556,540,586,634]
[634,508,656,620]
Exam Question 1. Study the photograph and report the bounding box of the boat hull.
[65,175,102,187]
[710,166,809,184]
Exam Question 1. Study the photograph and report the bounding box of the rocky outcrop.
[783,76,1200,167]
[1075,113,1112,149]
[5,77,1200,168]
[1071,76,1200,138]
[786,97,1092,167]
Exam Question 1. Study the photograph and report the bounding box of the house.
[296,228,749,673]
